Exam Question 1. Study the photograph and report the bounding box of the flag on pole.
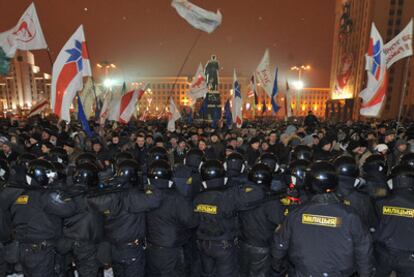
[224,99,232,129]
[78,77,102,118]
[285,80,292,118]
[77,96,93,138]
[188,63,209,102]
[384,19,413,68]
[199,96,208,116]
[108,84,147,123]
[359,23,387,117]
[28,98,49,117]
[232,69,243,128]
[99,91,111,125]
[0,3,47,75]
[271,67,280,113]
[255,49,273,98]
[51,25,92,122]
[168,97,181,132]
[171,0,222,33]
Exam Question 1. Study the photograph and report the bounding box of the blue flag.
[77,96,93,138]
[271,67,280,113]
[224,99,232,128]
[188,107,193,124]
[199,96,208,116]
[212,106,220,129]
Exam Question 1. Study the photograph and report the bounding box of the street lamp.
[103,79,115,90]
[291,65,311,115]
[96,61,117,77]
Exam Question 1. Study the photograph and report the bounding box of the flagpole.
[82,40,100,121]
[171,31,203,93]
[396,57,411,131]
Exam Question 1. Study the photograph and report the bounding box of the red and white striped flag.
[28,99,49,117]
[108,83,147,123]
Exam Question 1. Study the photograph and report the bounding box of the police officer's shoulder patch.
[145,190,153,195]
[383,206,414,218]
[280,197,291,206]
[301,214,341,228]
[245,186,253,193]
[15,195,29,205]
[344,200,351,206]
[194,204,217,215]
[186,177,192,185]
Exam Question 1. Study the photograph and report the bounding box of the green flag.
[0,48,11,76]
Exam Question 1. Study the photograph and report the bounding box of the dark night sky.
[0,0,335,87]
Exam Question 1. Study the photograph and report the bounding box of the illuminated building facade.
[0,50,51,112]
[329,0,414,120]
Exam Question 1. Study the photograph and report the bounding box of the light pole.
[97,61,117,91]
[290,65,311,115]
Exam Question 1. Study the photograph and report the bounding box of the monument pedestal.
[206,90,221,120]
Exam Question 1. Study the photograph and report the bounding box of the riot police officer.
[173,149,204,276]
[289,145,313,163]
[238,163,284,277]
[272,161,374,277]
[374,164,414,276]
[146,160,197,277]
[257,153,289,195]
[334,155,377,230]
[0,159,77,277]
[59,162,104,277]
[173,149,204,199]
[194,160,264,277]
[0,159,10,277]
[87,159,161,277]
[362,154,389,199]
[224,152,247,187]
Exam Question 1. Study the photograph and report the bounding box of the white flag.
[0,3,47,58]
[168,97,181,132]
[255,49,273,98]
[384,19,413,69]
[171,0,222,33]
[232,70,243,128]
[188,63,208,102]
[99,91,111,125]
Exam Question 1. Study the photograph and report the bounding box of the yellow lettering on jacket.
[15,195,29,205]
[302,214,341,228]
[383,206,414,218]
[194,204,217,215]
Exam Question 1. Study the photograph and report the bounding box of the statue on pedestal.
[204,55,219,91]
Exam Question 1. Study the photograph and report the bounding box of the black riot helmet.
[291,145,313,162]
[362,154,387,175]
[248,163,272,186]
[148,147,168,164]
[148,160,173,189]
[185,149,205,169]
[200,159,226,189]
[309,161,338,194]
[115,159,140,184]
[289,159,310,189]
[16,153,36,168]
[388,164,414,190]
[258,153,279,172]
[73,162,99,187]
[113,152,134,167]
[225,152,246,174]
[27,159,58,187]
[334,155,359,178]
[49,147,68,165]
[75,153,98,167]
[52,162,67,181]
[400,153,414,169]
[0,159,9,184]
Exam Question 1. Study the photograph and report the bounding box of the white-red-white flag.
[232,69,243,128]
[188,63,208,102]
[108,84,147,123]
[28,99,49,117]
[51,25,92,122]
